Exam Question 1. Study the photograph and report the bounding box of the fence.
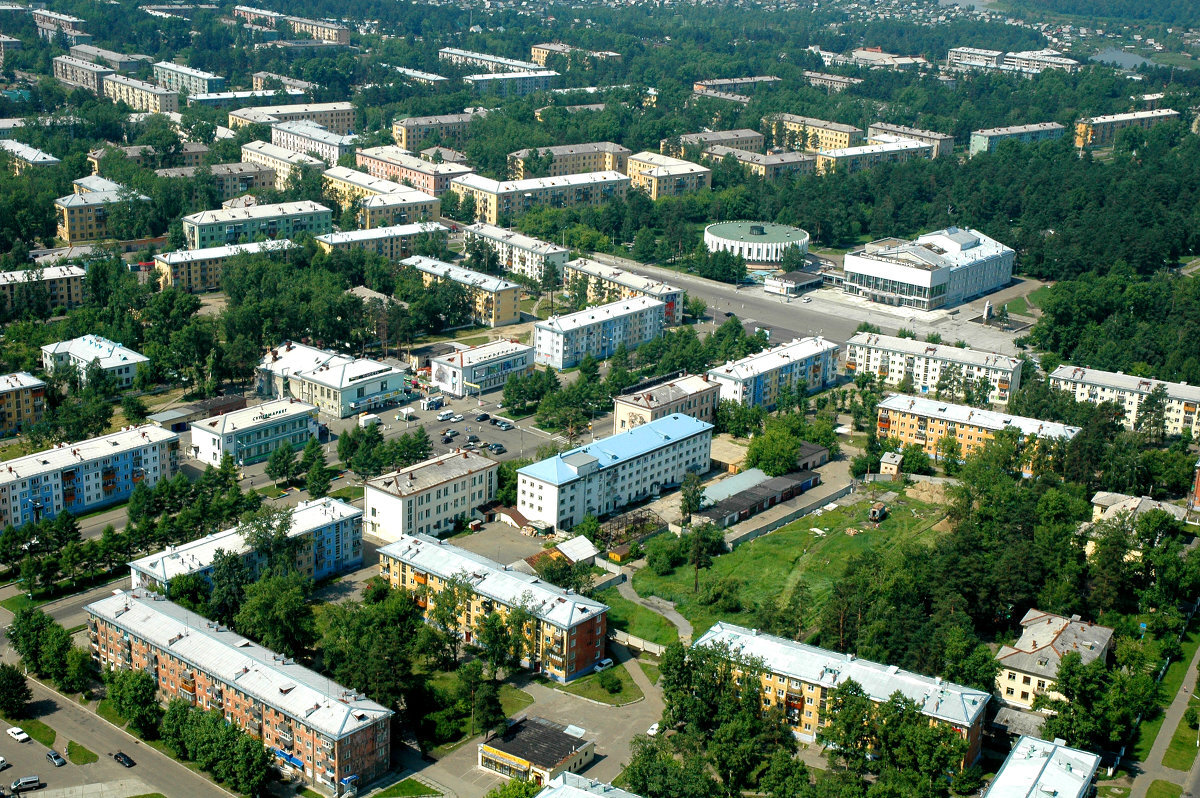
[724,481,856,549]
[591,571,626,592]
[609,628,668,657]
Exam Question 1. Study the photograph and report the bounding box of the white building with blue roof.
[516,413,712,531]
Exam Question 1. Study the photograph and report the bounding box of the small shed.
[879,451,903,480]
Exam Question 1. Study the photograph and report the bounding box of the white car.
[0,754,8,770]
[594,658,614,673]
[451,414,464,422]
[646,723,660,737]
[6,727,30,742]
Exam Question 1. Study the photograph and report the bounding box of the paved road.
[1133,637,1200,798]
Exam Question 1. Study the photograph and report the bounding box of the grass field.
[1097,787,1130,798]
[1026,285,1054,309]
[67,740,98,764]
[561,666,644,705]
[639,660,661,685]
[1004,296,1031,316]
[1,717,56,748]
[427,671,534,719]
[375,778,442,797]
[96,698,125,729]
[594,587,679,646]
[0,593,47,613]
[1134,618,1200,760]
[1161,695,1200,771]
[458,336,490,347]
[328,485,364,501]
[1147,781,1182,798]
[632,489,946,634]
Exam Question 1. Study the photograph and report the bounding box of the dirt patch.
[905,481,946,505]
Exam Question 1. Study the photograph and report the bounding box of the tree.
[422,573,474,664]
[169,572,212,613]
[746,428,800,477]
[242,505,297,576]
[484,780,541,798]
[105,668,163,736]
[686,295,707,321]
[306,455,332,499]
[265,443,298,487]
[818,680,876,773]
[0,663,32,718]
[208,548,250,625]
[235,569,315,658]
[1135,384,1169,445]
[60,646,93,694]
[299,437,323,474]
[121,394,149,424]
[936,435,963,475]
[8,606,55,674]
[680,471,704,526]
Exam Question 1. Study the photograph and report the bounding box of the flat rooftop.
[182,200,330,225]
[316,222,446,246]
[451,170,628,194]
[984,736,1099,798]
[848,332,1019,371]
[403,256,519,294]
[878,394,1080,440]
[155,239,294,265]
[0,424,176,486]
[465,223,568,256]
[566,258,681,296]
[482,716,593,769]
[615,374,716,411]
[767,113,861,134]
[241,140,324,166]
[973,122,1065,136]
[535,296,664,334]
[708,337,837,381]
[704,220,809,244]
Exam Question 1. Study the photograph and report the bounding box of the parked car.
[450,414,464,422]
[594,658,614,673]
[467,434,480,443]
[5,728,29,743]
[11,775,42,793]
[113,752,135,768]
[475,413,490,422]
[488,443,507,454]
[0,755,8,771]
[462,442,478,451]
[441,436,453,445]
[436,410,454,422]
[646,723,660,737]
[489,418,501,426]
[45,751,65,768]
[496,421,514,431]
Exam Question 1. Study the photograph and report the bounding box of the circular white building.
[703,221,810,264]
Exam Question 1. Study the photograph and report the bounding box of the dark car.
[45,751,65,768]
[723,311,734,317]
[441,436,453,444]
[475,413,489,422]
[467,434,480,443]
[113,752,135,768]
[444,429,459,438]
[489,418,500,426]
[489,443,507,454]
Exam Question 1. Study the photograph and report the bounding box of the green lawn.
[255,485,287,498]
[300,790,325,798]
[561,665,644,705]
[1147,781,1182,798]
[328,485,364,501]
[375,778,442,797]
[1004,296,1030,316]
[67,740,98,764]
[639,659,661,685]
[96,698,125,728]
[458,336,490,347]
[0,716,56,748]
[1097,787,1130,798]
[1134,618,1200,760]
[500,683,535,717]
[594,587,679,646]
[128,794,168,798]
[632,489,945,635]
[1026,284,1054,309]
[0,593,47,613]
[1161,696,1200,771]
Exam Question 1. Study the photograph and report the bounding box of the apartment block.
[154,240,294,293]
[271,121,358,165]
[355,146,474,197]
[702,145,815,180]
[233,5,350,43]
[322,166,433,210]
[534,296,665,370]
[845,332,1021,404]
[52,55,112,93]
[154,162,277,201]
[507,142,631,179]
[1075,108,1179,148]
[393,66,447,86]
[462,223,568,283]
[450,171,629,226]
[240,141,323,190]
[1048,365,1200,437]
[693,76,780,94]
[403,256,521,328]
[465,70,558,97]
[708,337,839,409]
[995,609,1113,711]
[41,334,148,387]
[256,341,407,418]
[438,47,540,73]
[130,497,361,590]
[190,398,317,467]
[153,61,224,94]
[0,265,86,313]
[803,71,864,91]
[986,738,1099,798]
[33,10,88,44]
[816,136,934,174]
[693,622,989,762]
[0,372,46,436]
[181,201,332,249]
[0,425,178,526]
[530,42,621,66]
[365,452,499,540]
[867,122,955,158]
[612,373,719,433]
[315,222,447,259]
[55,185,150,245]
[948,46,1080,76]
[187,89,306,108]
[392,111,486,150]
[251,71,318,92]
[0,140,60,172]
[876,394,1080,465]
[69,44,150,72]
[968,123,1065,157]
[102,74,179,113]
[562,258,684,325]
[842,227,1015,310]
[517,413,712,531]
[88,142,209,174]
[430,339,534,398]
[378,533,607,681]
[0,35,17,68]
[357,189,442,229]
[765,113,864,151]
[661,129,765,156]
[626,152,711,199]
[87,591,390,796]
[228,102,356,135]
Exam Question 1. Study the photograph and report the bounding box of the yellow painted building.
[449,172,629,226]
[1074,109,1179,148]
[626,152,711,200]
[0,265,86,313]
[153,240,294,293]
[403,255,521,328]
[0,371,46,435]
[55,186,149,244]
[314,222,447,258]
[765,113,864,151]
[507,142,631,179]
[392,111,485,150]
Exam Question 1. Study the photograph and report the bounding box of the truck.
[358,413,382,429]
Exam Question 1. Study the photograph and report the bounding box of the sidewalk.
[1131,638,1200,798]
[616,573,694,642]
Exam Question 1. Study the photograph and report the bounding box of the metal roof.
[877,394,1080,441]
[535,296,663,335]
[984,736,1099,798]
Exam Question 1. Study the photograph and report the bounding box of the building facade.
[154,162,277,201]
[240,141,323,190]
[845,332,1022,404]
[693,622,989,762]
[867,122,955,158]
[257,341,407,419]
[321,167,441,220]
[562,259,684,325]
[87,591,390,796]
[702,146,815,180]
[379,533,607,681]
[0,372,46,436]
[228,102,355,135]
[507,142,631,180]
[765,113,864,151]
[152,61,224,94]
[841,227,1015,310]
[187,89,306,108]
[803,71,864,91]
[478,718,596,785]
[534,296,665,370]
[191,398,318,466]
[430,340,534,397]
[252,71,318,92]
[0,265,86,313]
[816,137,934,174]
[102,74,179,113]
[612,373,720,433]
[355,146,474,196]
[41,334,148,387]
[1048,365,1200,437]
[357,189,442,229]
[403,256,522,328]
[315,222,447,259]
[0,425,178,527]
[995,610,1113,711]
[154,240,294,293]
[450,172,629,226]
[181,201,332,249]
[626,152,712,199]
[462,223,569,283]
[662,129,765,156]
[437,47,540,73]
[365,452,499,541]
[465,70,559,97]
[517,414,713,531]
[707,337,839,409]
[392,111,486,150]
[0,140,60,172]
[968,123,1065,157]
[52,55,112,93]
[271,121,358,165]
[1075,108,1180,148]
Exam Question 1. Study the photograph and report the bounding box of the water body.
[1090,46,1154,68]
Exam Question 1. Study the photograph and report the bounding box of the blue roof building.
[516,413,713,530]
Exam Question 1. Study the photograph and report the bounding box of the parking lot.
[450,522,549,566]
[0,724,151,795]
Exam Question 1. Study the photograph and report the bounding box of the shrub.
[597,669,622,695]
